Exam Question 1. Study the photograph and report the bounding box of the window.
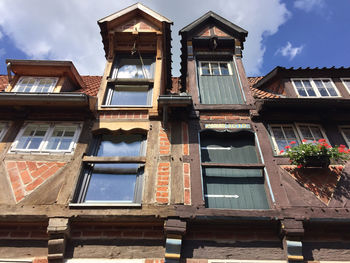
[75,134,146,204]
[104,85,152,106]
[200,131,269,209]
[104,54,155,107]
[111,55,155,79]
[11,123,81,153]
[339,126,350,147]
[0,122,8,141]
[341,78,350,94]
[12,77,58,93]
[292,78,340,97]
[269,125,299,154]
[269,123,328,155]
[197,59,244,104]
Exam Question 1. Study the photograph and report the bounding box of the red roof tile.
[247,76,280,99]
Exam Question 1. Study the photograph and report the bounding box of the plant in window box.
[281,139,350,168]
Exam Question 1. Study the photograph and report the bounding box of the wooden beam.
[82,156,146,163]
[201,163,265,168]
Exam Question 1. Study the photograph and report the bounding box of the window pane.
[211,63,220,75]
[201,63,210,75]
[16,78,35,92]
[16,125,48,150]
[220,63,229,75]
[34,78,55,92]
[294,80,307,96]
[45,126,76,151]
[84,163,137,202]
[310,126,323,140]
[115,57,154,79]
[323,80,338,96]
[97,134,144,157]
[314,80,328,96]
[109,85,149,106]
[302,80,316,96]
[299,125,314,142]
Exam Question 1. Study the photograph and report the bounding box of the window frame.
[295,123,329,143]
[103,84,153,108]
[291,78,341,98]
[268,124,300,155]
[74,133,147,206]
[12,76,58,93]
[341,78,350,94]
[11,122,81,154]
[0,122,9,142]
[198,61,233,76]
[339,125,350,148]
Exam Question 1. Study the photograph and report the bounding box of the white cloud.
[0,0,290,76]
[294,0,325,12]
[275,42,304,60]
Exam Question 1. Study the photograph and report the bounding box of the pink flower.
[290,141,296,144]
[339,144,346,148]
[285,145,291,149]
[297,164,303,168]
[302,139,307,143]
[339,148,345,153]
[318,138,326,143]
[280,150,285,154]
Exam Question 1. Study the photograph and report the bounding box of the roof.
[0,75,101,96]
[180,11,247,41]
[98,3,172,24]
[254,66,350,90]
[247,77,280,99]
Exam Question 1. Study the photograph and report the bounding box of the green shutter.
[203,167,263,178]
[198,62,243,104]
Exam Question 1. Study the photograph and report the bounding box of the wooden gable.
[196,25,231,38]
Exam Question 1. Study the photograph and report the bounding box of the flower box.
[303,155,330,168]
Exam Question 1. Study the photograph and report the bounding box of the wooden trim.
[201,163,265,168]
[82,156,146,163]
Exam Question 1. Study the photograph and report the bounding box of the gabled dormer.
[179,11,252,106]
[97,3,172,115]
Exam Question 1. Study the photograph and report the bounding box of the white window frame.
[0,122,9,142]
[199,61,233,76]
[339,125,350,148]
[295,123,329,143]
[269,124,300,155]
[291,78,341,98]
[11,122,81,154]
[12,76,58,93]
[341,78,350,94]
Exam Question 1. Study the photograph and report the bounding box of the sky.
[0,0,349,77]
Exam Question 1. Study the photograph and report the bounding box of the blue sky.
[0,0,349,77]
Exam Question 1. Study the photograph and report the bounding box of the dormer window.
[111,55,155,79]
[12,77,58,93]
[291,79,340,98]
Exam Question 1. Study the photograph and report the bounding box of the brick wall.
[99,110,148,120]
[200,112,250,121]
[0,222,48,240]
[5,161,66,203]
[70,222,164,240]
[158,128,171,155]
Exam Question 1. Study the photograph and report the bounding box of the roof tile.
[247,76,280,99]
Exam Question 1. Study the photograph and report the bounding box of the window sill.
[101,105,152,108]
[69,203,142,208]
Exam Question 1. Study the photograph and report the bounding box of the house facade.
[1,3,350,263]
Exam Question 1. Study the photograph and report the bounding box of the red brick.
[6,161,16,170]
[158,167,169,171]
[156,197,168,203]
[17,161,27,171]
[184,189,191,205]
[40,166,60,180]
[158,163,169,167]
[57,162,66,167]
[210,116,225,120]
[157,172,169,176]
[184,175,190,188]
[8,169,20,182]
[11,179,22,190]
[226,116,240,120]
[183,163,190,174]
[145,259,154,263]
[159,146,170,150]
[20,170,32,185]
[31,165,49,178]
[159,151,169,155]
[27,161,38,171]
[157,187,168,191]
[183,143,189,155]
[25,177,44,191]
[158,176,169,181]
[33,258,48,263]
[157,181,168,186]
[156,192,169,197]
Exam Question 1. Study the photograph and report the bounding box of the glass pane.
[310,126,323,140]
[110,86,149,106]
[211,63,220,75]
[97,134,144,157]
[84,163,137,202]
[58,138,72,150]
[314,80,328,96]
[16,78,35,92]
[116,57,154,79]
[303,80,316,96]
[27,137,44,149]
[271,127,284,139]
[17,136,32,149]
[294,80,306,96]
[46,137,60,150]
[220,63,230,75]
[342,128,350,142]
[299,125,313,142]
[201,63,210,75]
[323,80,337,96]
